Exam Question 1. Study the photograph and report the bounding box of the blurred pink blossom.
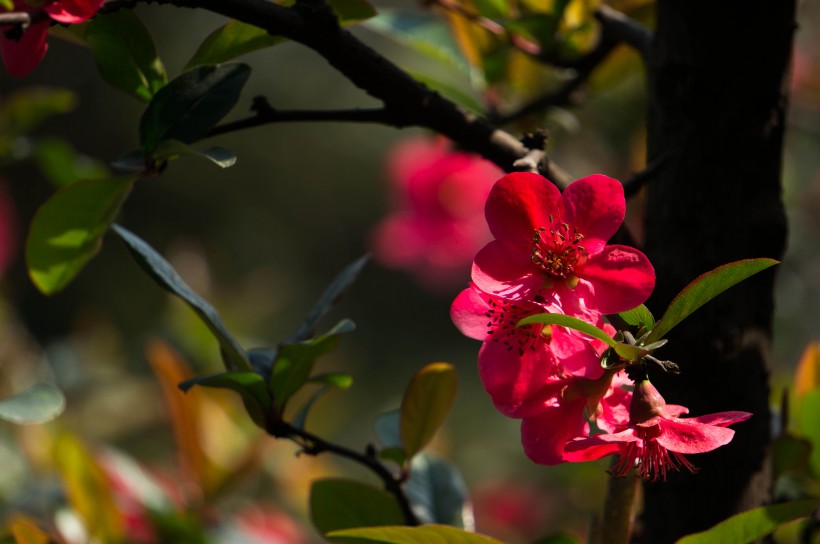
[370,136,502,292]
[0,183,18,276]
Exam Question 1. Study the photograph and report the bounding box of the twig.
[268,420,420,526]
[595,5,652,61]
[622,152,672,198]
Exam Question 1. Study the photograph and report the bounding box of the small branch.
[209,98,408,137]
[268,421,420,526]
[592,474,640,544]
[0,13,32,26]
[622,152,672,198]
[595,5,652,61]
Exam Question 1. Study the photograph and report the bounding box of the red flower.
[370,137,502,291]
[562,380,752,480]
[471,172,655,317]
[1,0,103,77]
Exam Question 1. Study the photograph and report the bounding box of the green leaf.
[26,177,133,294]
[310,479,406,536]
[797,390,820,476]
[34,137,109,187]
[518,313,647,361]
[616,304,655,332]
[291,373,354,429]
[112,224,251,372]
[375,410,407,465]
[675,499,820,544]
[772,433,812,478]
[405,454,470,528]
[139,63,251,152]
[270,321,353,411]
[328,0,378,24]
[178,371,270,427]
[0,383,65,424]
[85,11,167,102]
[400,363,457,459]
[531,533,580,544]
[151,140,237,168]
[645,258,779,344]
[185,21,285,69]
[327,524,505,544]
[0,87,76,140]
[289,255,368,343]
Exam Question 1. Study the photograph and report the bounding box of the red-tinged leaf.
[10,517,50,544]
[309,479,406,536]
[675,499,820,544]
[400,363,457,459]
[327,524,505,544]
[645,258,779,344]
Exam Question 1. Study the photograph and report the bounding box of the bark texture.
[641,2,796,542]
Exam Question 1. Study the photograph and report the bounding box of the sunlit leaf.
[185,21,285,69]
[518,313,647,361]
[112,224,251,371]
[327,524,505,543]
[26,177,134,294]
[616,304,655,331]
[53,433,124,542]
[310,479,406,536]
[406,454,471,528]
[328,0,378,24]
[179,371,271,428]
[794,341,820,402]
[151,139,237,168]
[675,499,820,544]
[400,362,457,459]
[140,63,251,152]
[797,390,820,476]
[0,383,65,424]
[645,258,779,344]
[288,255,368,343]
[34,137,109,187]
[85,10,167,102]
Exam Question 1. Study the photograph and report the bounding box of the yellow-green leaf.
[327,524,505,544]
[400,363,457,459]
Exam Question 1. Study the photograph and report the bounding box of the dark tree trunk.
[641,2,796,542]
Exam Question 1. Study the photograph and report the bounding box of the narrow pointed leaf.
[616,304,655,331]
[400,363,457,459]
[289,255,368,343]
[675,499,820,544]
[646,258,779,344]
[140,63,251,152]
[151,139,237,168]
[112,224,251,371]
[185,21,285,69]
[27,177,133,294]
[518,313,647,361]
[327,524,505,544]
[85,11,167,102]
[0,383,65,424]
[310,479,406,536]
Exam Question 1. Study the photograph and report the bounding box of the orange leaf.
[794,342,820,401]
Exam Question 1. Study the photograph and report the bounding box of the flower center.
[483,296,544,357]
[609,426,698,481]
[531,223,586,280]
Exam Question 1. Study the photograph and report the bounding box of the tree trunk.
[641,2,795,542]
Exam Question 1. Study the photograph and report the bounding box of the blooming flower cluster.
[451,172,751,479]
[370,136,501,292]
[1,0,104,77]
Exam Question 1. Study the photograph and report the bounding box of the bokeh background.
[1,1,819,542]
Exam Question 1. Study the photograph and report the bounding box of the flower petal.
[656,418,737,454]
[580,245,656,314]
[561,175,625,254]
[485,172,560,248]
[44,0,104,23]
[520,399,589,465]
[478,342,560,418]
[1,20,48,77]
[472,241,543,301]
[450,286,492,341]
[562,428,636,462]
[550,326,606,379]
[688,411,753,427]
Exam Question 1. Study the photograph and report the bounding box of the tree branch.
[595,5,652,61]
[268,420,420,526]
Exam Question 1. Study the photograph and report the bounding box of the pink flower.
[1,0,103,77]
[0,183,18,275]
[520,370,631,465]
[471,172,655,317]
[563,380,752,480]
[370,137,502,291]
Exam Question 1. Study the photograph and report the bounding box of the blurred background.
[0,1,819,542]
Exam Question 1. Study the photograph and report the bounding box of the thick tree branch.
[595,5,651,61]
